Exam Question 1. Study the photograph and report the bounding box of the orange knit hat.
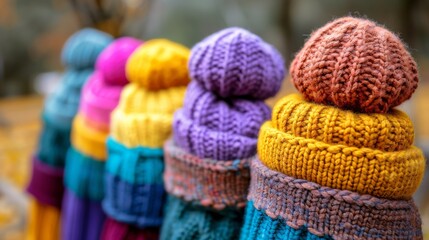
[290,17,418,113]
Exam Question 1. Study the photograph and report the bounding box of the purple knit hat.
[173,81,271,160]
[188,27,285,99]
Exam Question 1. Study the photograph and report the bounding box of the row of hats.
[27,16,424,240]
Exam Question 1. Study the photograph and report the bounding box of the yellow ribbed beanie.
[111,39,190,148]
[258,94,425,199]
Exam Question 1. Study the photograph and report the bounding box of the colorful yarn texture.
[61,36,140,240]
[241,17,424,240]
[26,28,113,240]
[101,39,190,239]
[161,27,285,240]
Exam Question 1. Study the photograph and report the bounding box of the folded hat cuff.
[164,140,251,210]
[173,110,257,160]
[27,157,64,208]
[258,121,425,199]
[103,173,165,228]
[64,147,105,200]
[72,113,108,160]
[105,138,164,185]
[249,158,422,239]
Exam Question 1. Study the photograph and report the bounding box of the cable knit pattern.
[244,159,422,240]
[164,140,251,209]
[258,120,425,199]
[189,27,285,99]
[174,81,270,160]
[290,17,418,113]
[126,39,190,90]
[96,37,142,85]
[62,28,113,70]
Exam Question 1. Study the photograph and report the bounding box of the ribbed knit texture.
[62,37,139,240]
[101,39,190,238]
[241,17,424,240]
[27,28,112,240]
[101,217,159,240]
[290,17,418,114]
[161,27,285,240]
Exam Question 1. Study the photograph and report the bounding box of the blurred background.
[0,0,428,238]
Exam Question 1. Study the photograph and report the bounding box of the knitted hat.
[242,159,422,239]
[101,217,159,240]
[258,94,424,199]
[96,37,142,85]
[189,27,285,99]
[27,157,64,208]
[62,28,113,70]
[61,189,106,240]
[103,138,166,227]
[161,27,286,240]
[290,17,418,113]
[64,147,106,200]
[173,81,271,160]
[161,195,244,240]
[27,199,61,240]
[102,39,190,231]
[241,17,424,240]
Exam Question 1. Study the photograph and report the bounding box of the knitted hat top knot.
[189,27,285,99]
[126,39,190,90]
[290,17,419,113]
[96,37,142,85]
[62,28,113,70]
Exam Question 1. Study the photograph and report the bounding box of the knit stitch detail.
[163,140,251,210]
[258,121,425,199]
[290,17,418,113]
[71,113,109,160]
[272,94,414,151]
[248,158,422,240]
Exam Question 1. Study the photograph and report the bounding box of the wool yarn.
[61,190,106,240]
[27,28,112,240]
[240,17,424,240]
[241,159,422,239]
[27,199,61,240]
[101,39,190,239]
[126,39,190,90]
[96,37,142,85]
[160,27,285,240]
[101,217,159,240]
[27,157,64,208]
[189,27,284,99]
[62,28,113,69]
[173,81,271,160]
[61,37,139,240]
[290,17,418,113]
[110,84,186,148]
[259,94,425,199]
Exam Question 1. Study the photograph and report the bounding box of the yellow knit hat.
[27,198,61,240]
[111,39,190,148]
[126,39,190,90]
[258,94,425,199]
[71,113,109,160]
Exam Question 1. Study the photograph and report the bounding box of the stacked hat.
[61,37,141,240]
[26,28,113,240]
[160,27,286,240]
[101,39,190,239]
[240,17,425,239]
